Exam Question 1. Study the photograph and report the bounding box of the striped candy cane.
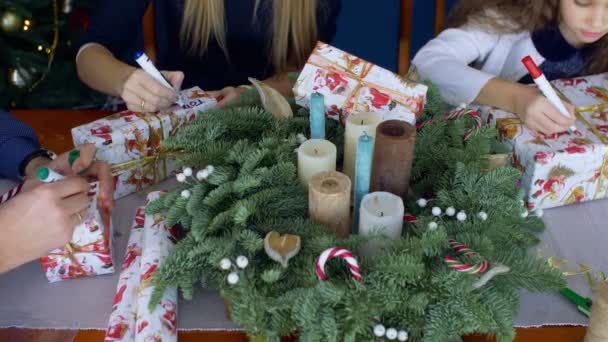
[0,183,23,205]
[443,108,482,140]
[444,239,488,274]
[316,247,363,282]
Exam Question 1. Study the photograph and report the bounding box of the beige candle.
[585,281,608,342]
[297,139,337,188]
[343,112,381,182]
[309,171,352,238]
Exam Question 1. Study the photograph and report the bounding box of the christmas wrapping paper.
[104,206,145,342]
[40,182,114,282]
[483,73,608,210]
[293,42,428,125]
[134,191,178,342]
[72,87,217,199]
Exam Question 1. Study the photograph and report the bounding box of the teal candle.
[310,92,325,139]
[352,133,374,233]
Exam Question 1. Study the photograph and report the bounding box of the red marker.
[522,56,577,133]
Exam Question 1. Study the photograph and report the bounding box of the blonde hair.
[180,0,318,72]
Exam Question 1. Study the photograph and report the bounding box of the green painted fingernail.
[68,150,80,167]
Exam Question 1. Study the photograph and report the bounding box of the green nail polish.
[68,150,80,167]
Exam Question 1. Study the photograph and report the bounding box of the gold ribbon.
[42,239,110,277]
[551,85,608,145]
[307,47,425,115]
[109,111,186,191]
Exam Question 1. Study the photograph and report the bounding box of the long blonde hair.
[180,0,318,72]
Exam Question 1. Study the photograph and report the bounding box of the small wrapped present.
[40,182,114,282]
[483,73,608,210]
[293,42,428,124]
[72,87,217,199]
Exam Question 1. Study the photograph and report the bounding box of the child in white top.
[412,0,608,135]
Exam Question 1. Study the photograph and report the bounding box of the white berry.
[296,133,308,144]
[428,222,438,230]
[432,207,442,216]
[478,212,488,221]
[519,200,525,207]
[206,165,215,174]
[445,207,456,216]
[236,256,249,269]
[456,211,467,221]
[227,272,239,285]
[176,173,186,182]
[386,328,398,340]
[182,167,193,177]
[417,198,428,208]
[373,324,386,337]
[535,209,544,217]
[220,258,232,270]
[398,330,409,341]
[196,169,209,180]
[521,210,529,218]
[181,190,191,198]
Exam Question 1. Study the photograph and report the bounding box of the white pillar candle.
[358,191,405,256]
[343,112,381,182]
[297,139,337,188]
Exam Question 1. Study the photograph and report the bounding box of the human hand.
[206,86,248,107]
[0,177,91,273]
[515,91,576,135]
[120,69,184,112]
[23,143,114,218]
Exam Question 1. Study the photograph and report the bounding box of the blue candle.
[352,132,374,233]
[310,92,325,139]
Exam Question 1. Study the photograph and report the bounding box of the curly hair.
[446,0,608,74]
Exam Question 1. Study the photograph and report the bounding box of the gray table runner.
[0,178,605,330]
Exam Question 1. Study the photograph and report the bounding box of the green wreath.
[145,82,564,342]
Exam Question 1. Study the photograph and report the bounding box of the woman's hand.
[0,177,91,273]
[120,69,184,112]
[207,86,248,107]
[515,90,576,135]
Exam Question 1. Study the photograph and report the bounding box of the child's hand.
[516,91,576,135]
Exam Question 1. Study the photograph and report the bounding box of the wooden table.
[2,110,588,342]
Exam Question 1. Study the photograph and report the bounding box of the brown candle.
[309,171,352,238]
[370,120,416,200]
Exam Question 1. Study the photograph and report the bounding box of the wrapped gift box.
[72,87,217,199]
[40,182,114,282]
[293,42,428,124]
[483,73,608,210]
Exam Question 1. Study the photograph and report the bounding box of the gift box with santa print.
[483,73,608,210]
[293,42,428,125]
[72,87,217,200]
[40,182,115,282]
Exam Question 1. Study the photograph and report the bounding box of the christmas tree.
[0,0,103,109]
[143,85,565,341]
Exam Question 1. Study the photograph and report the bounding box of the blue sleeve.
[79,0,151,58]
[0,111,41,181]
[318,0,342,43]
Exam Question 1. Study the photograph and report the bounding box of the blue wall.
[331,0,458,73]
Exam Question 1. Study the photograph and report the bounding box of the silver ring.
[75,213,83,222]
[140,99,145,112]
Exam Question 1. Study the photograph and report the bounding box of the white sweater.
[412,25,545,106]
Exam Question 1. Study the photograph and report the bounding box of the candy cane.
[444,239,488,274]
[443,108,482,140]
[0,183,23,205]
[316,247,362,282]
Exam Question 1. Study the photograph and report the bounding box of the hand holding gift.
[0,177,90,273]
